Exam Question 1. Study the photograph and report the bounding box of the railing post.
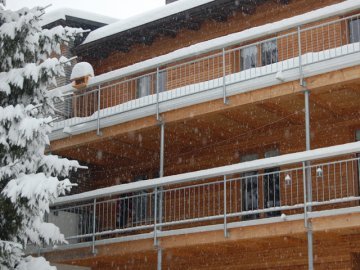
[159,122,165,226]
[154,186,161,270]
[223,175,229,238]
[92,198,97,255]
[297,26,305,87]
[154,187,158,247]
[156,67,160,121]
[96,85,102,136]
[302,162,308,228]
[222,48,228,104]
[160,122,165,179]
[304,89,312,209]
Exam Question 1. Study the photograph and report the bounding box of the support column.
[298,23,313,269]
[160,121,165,178]
[304,89,314,270]
[156,121,165,270]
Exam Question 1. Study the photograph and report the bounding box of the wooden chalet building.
[39,0,360,269]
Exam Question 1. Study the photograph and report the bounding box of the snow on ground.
[41,8,118,27]
[17,256,56,270]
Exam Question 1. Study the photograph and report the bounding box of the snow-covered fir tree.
[0,2,84,269]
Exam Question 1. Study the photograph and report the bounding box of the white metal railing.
[52,13,360,132]
[48,142,360,249]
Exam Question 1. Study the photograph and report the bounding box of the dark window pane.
[137,75,151,98]
[242,171,259,220]
[241,154,259,220]
[241,45,258,70]
[264,167,281,217]
[349,18,360,43]
[158,70,167,92]
[132,176,148,224]
[261,40,278,66]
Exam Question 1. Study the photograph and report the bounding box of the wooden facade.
[46,0,360,269]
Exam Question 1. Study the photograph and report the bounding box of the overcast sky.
[5,0,165,19]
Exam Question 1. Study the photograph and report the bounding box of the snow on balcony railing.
[52,12,360,133]
[49,142,360,246]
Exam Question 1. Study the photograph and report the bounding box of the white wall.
[48,210,80,244]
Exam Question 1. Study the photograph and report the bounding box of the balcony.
[44,142,360,255]
[51,12,360,140]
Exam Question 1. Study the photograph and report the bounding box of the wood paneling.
[47,211,360,269]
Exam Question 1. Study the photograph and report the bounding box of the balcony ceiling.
[54,81,360,177]
[77,0,290,59]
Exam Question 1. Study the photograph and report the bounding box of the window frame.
[240,45,258,71]
[240,38,278,71]
[136,75,152,98]
[349,17,360,43]
[158,69,167,93]
[261,39,279,66]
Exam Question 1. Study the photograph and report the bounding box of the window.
[263,150,280,218]
[137,75,151,98]
[349,18,360,43]
[132,176,148,225]
[118,175,149,228]
[241,154,259,220]
[240,45,258,70]
[261,40,278,66]
[240,41,278,70]
[158,70,167,93]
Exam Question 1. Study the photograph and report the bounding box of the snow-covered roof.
[82,0,359,46]
[65,0,360,89]
[41,8,118,27]
[83,0,214,45]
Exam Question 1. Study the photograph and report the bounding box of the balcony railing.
[53,13,360,133]
[48,142,360,250]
